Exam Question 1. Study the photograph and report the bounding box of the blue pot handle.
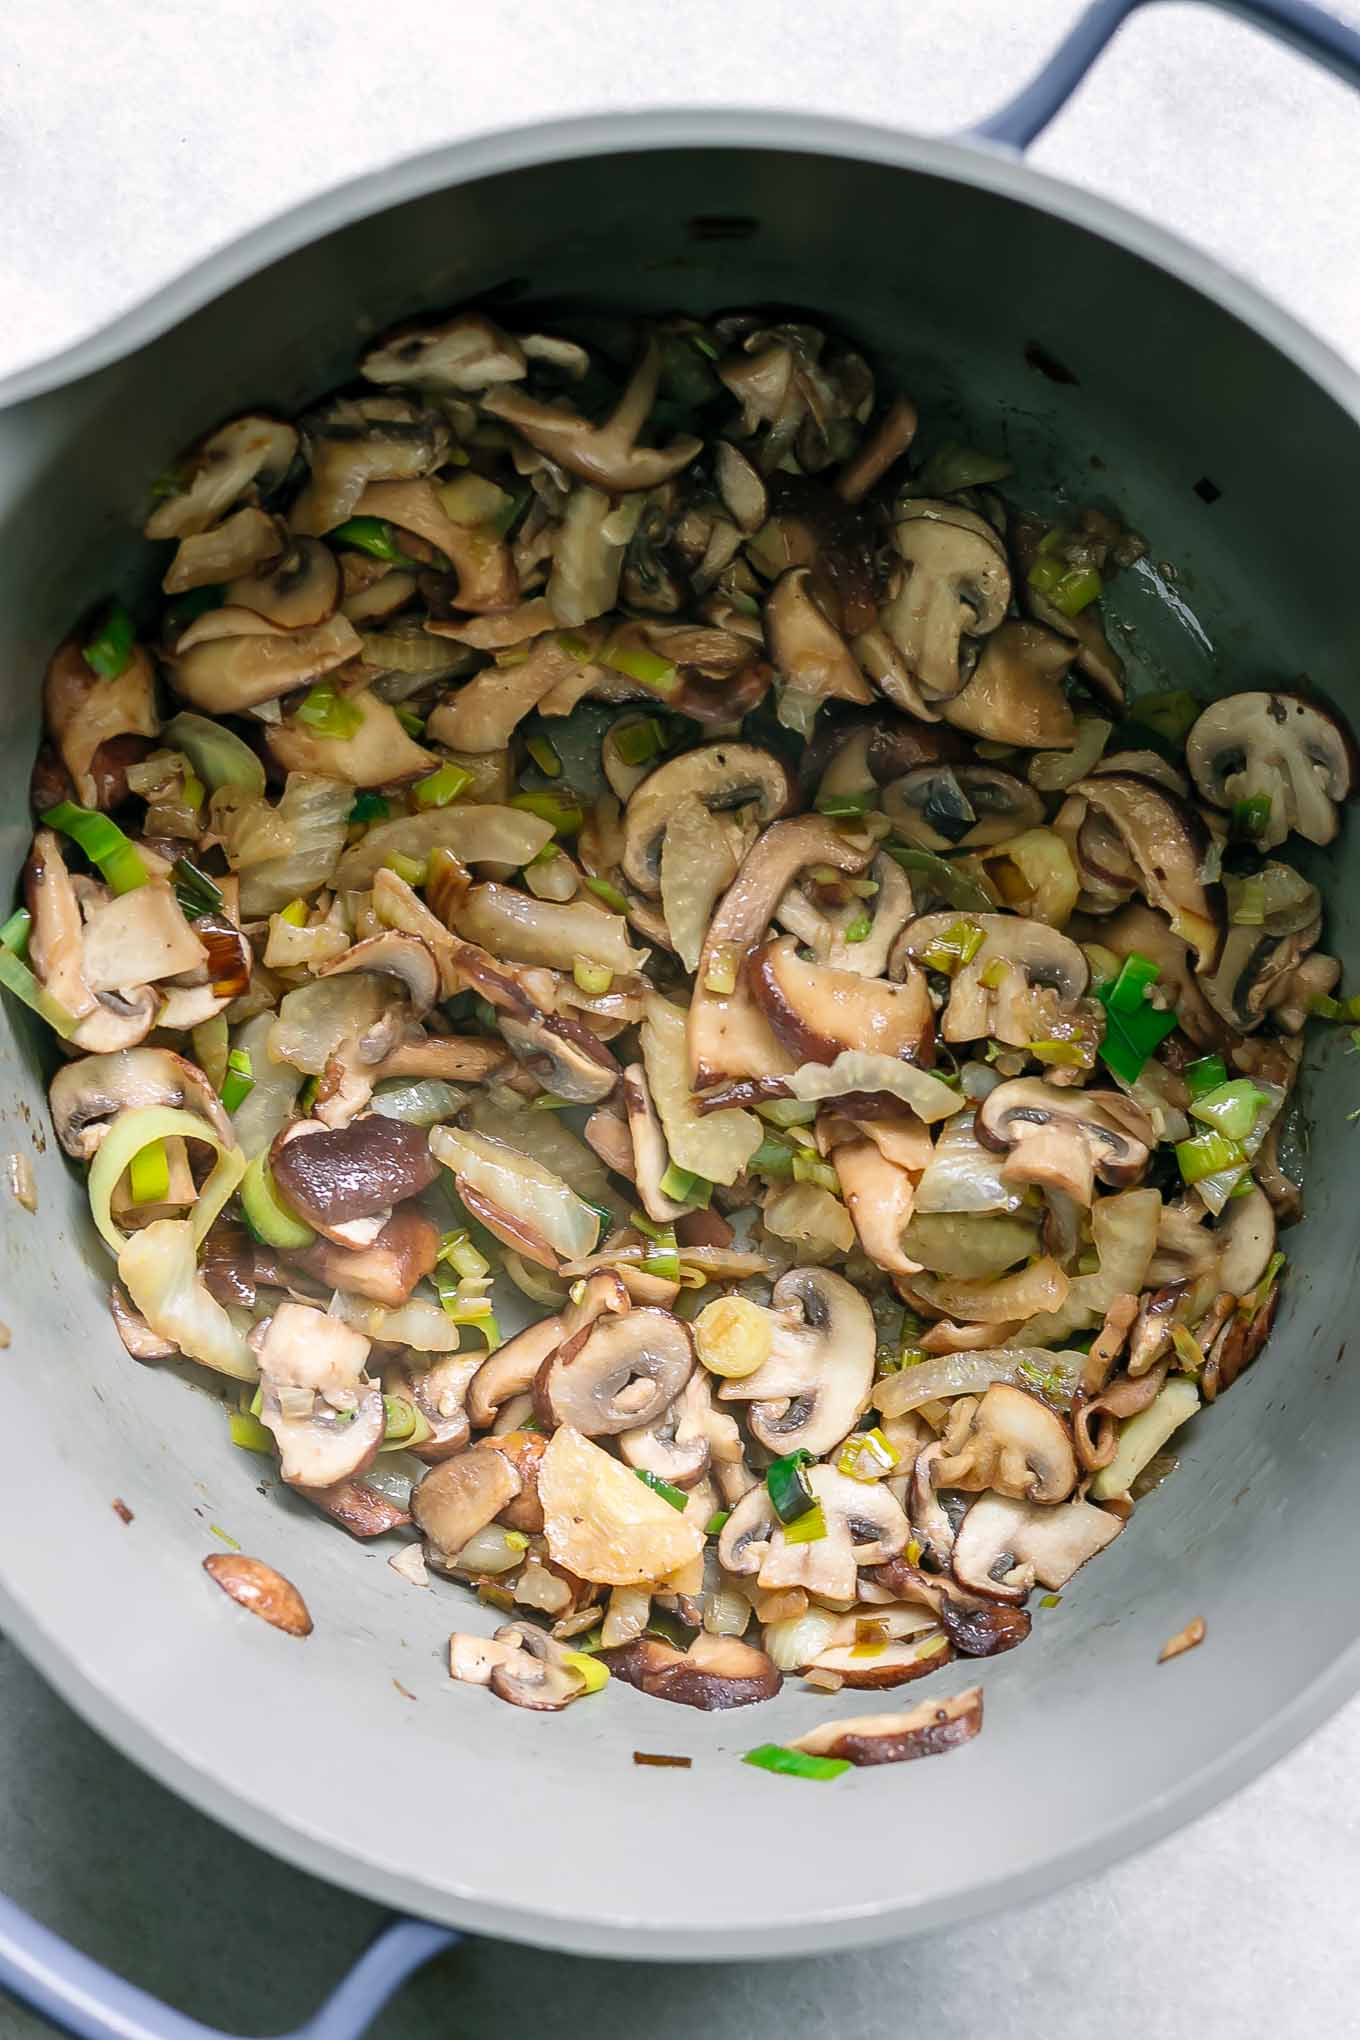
[0,1895,458,2040]
[971,0,1360,149]
[4,5,1360,2036]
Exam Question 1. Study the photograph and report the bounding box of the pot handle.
[971,0,1360,149]
[0,1894,457,2040]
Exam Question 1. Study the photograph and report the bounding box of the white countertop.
[3,3,1360,2033]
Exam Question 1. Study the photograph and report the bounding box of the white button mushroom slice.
[721,1465,908,1605]
[620,742,794,898]
[162,506,284,595]
[619,1369,742,1488]
[750,933,934,1069]
[534,1308,694,1438]
[448,1632,526,1686]
[1185,691,1355,850]
[951,1490,1123,1602]
[253,1300,383,1489]
[1069,773,1224,969]
[537,1425,705,1586]
[225,536,339,630]
[942,619,1078,749]
[50,1047,234,1160]
[43,640,160,810]
[931,1383,1078,1503]
[318,930,441,1021]
[362,312,527,392]
[144,415,298,541]
[974,1077,1155,1208]
[167,610,361,716]
[893,911,1092,1053]
[486,1623,591,1712]
[774,850,913,979]
[788,1686,984,1767]
[807,1629,953,1691]
[881,501,1010,703]
[716,1267,874,1460]
[466,1272,630,1429]
[483,335,703,494]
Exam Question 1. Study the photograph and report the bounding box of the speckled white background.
[2,2,1360,2033]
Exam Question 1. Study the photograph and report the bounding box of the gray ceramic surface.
[1,108,1358,1959]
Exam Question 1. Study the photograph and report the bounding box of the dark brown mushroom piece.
[411,1445,522,1569]
[750,934,934,1068]
[600,1631,782,1710]
[269,1117,439,1247]
[1069,773,1223,969]
[290,1207,440,1308]
[788,1686,983,1767]
[941,619,1078,750]
[1185,691,1355,850]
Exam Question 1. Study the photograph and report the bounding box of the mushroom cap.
[894,910,1090,1049]
[619,1368,740,1488]
[775,849,914,979]
[718,1266,875,1460]
[883,501,1011,702]
[361,311,527,391]
[976,1077,1155,1196]
[50,1046,233,1160]
[1214,1182,1277,1298]
[788,1686,983,1766]
[319,930,441,1019]
[1185,690,1355,849]
[225,537,339,629]
[881,763,1044,851]
[488,1622,590,1711]
[269,1116,439,1243]
[498,1009,621,1106]
[932,1383,1079,1503]
[951,1490,1123,1601]
[807,1631,953,1690]
[1070,773,1224,968]
[411,1445,522,1564]
[294,1207,440,1309]
[535,1307,695,1437]
[621,742,793,896]
[600,1631,782,1710]
[942,619,1078,749]
[43,639,160,810]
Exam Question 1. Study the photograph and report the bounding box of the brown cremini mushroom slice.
[775,849,913,979]
[601,1631,782,1710]
[788,1686,983,1767]
[202,1553,313,1637]
[535,1307,694,1438]
[975,1077,1155,1206]
[881,763,1044,851]
[1185,691,1355,850]
[930,1383,1078,1503]
[951,1491,1123,1602]
[44,639,160,810]
[162,506,283,594]
[168,610,361,715]
[836,396,919,504]
[352,479,518,613]
[319,930,441,1021]
[719,1465,908,1604]
[269,1116,439,1246]
[941,619,1078,749]
[288,398,447,537]
[1069,773,1223,968]
[881,501,1011,703]
[483,335,703,492]
[488,1622,591,1711]
[619,1369,742,1488]
[765,566,873,708]
[537,1424,705,1585]
[385,1352,483,1462]
[717,1266,874,1459]
[145,415,298,540]
[293,1207,440,1308]
[306,1477,411,1539]
[49,1046,233,1159]
[253,1300,384,1490]
[750,934,934,1069]
[806,1625,953,1691]
[865,1557,1034,1657]
[411,1445,523,1570]
[894,911,1091,1052]
[620,742,793,896]
[1215,1183,1277,1299]
[466,1271,630,1428]
[226,537,339,629]
[361,311,527,391]
[265,689,435,787]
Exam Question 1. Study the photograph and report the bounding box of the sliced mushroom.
[535,1307,694,1437]
[253,1300,383,1489]
[319,931,440,1020]
[806,1626,953,1691]
[881,501,1010,703]
[720,1465,907,1603]
[306,1478,411,1539]
[881,763,1044,851]
[483,335,703,492]
[714,439,769,533]
[976,1078,1155,1206]
[951,1491,1123,1602]
[293,1207,439,1308]
[751,934,934,1068]
[163,506,283,595]
[288,397,447,537]
[600,1631,782,1710]
[382,1351,482,1461]
[619,1369,741,1488]
[498,1009,620,1106]
[1072,905,1224,1048]
[894,912,1091,1051]
[1186,691,1354,850]
[361,311,527,391]
[788,1687,983,1766]
[621,743,793,896]
[109,1283,176,1360]
[1070,774,1223,968]
[145,415,298,540]
[487,1622,591,1711]
[411,1445,523,1567]
[836,396,919,505]
[427,633,589,752]
[225,537,339,629]
[467,1271,629,1428]
[774,848,913,981]
[931,1383,1078,1502]
[942,620,1077,749]
[44,639,160,810]
[50,1046,233,1159]
[765,566,873,707]
[351,479,517,613]
[269,1116,438,1245]
[718,1267,874,1459]
[167,611,360,714]
[827,1125,921,1277]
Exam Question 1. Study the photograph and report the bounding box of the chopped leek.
[572,956,614,996]
[229,1409,275,1455]
[920,917,984,975]
[349,791,390,824]
[294,684,364,740]
[524,733,562,779]
[41,802,148,895]
[1105,950,1160,1016]
[562,1649,611,1695]
[1028,1038,1089,1069]
[510,789,585,835]
[437,1228,491,1281]
[755,1099,819,1128]
[748,1133,796,1179]
[240,1150,315,1250]
[783,1502,827,1545]
[743,1744,849,1782]
[658,1161,711,1207]
[82,601,136,679]
[330,516,423,566]
[602,640,678,693]
[766,1449,815,1525]
[414,761,473,809]
[220,1048,255,1114]
[635,1469,688,1512]
[0,933,78,1037]
[791,1150,840,1194]
[1126,689,1200,747]
[694,1295,774,1379]
[703,943,741,995]
[837,1427,899,1481]
[278,897,309,927]
[1185,1053,1229,1097]
[583,875,629,914]
[843,913,873,943]
[614,719,665,767]
[1232,793,1272,838]
[1190,1078,1266,1143]
[87,1104,244,1255]
[385,852,429,888]
[0,908,30,958]
[1176,1129,1246,1184]
[882,844,997,913]
[815,791,869,818]
[127,1137,171,1207]
[705,1509,731,1537]
[394,705,425,739]
[171,856,224,920]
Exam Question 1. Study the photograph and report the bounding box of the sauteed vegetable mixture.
[9,304,1351,1767]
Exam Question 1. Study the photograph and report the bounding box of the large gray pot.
[2,20,1360,1986]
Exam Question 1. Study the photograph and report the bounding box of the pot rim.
[3,105,1359,1958]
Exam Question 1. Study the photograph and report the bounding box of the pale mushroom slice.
[253,1300,384,1490]
[162,506,283,594]
[618,1370,742,1489]
[621,1062,687,1224]
[951,1491,1123,1603]
[50,1046,234,1160]
[483,334,703,492]
[601,1631,782,1710]
[411,1444,523,1569]
[534,1307,695,1438]
[1185,691,1354,850]
[930,1383,1079,1503]
[43,639,160,810]
[167,610,361,715]
[620,742,794,896]
[350,479,518,613]
[881,762,1044,851]
[319,930,441,1020]
[942,619,1078,749]
[715,1266,875,1460]
[880,500,1011,703]
[719,1464,908,1604]
[975,1077,1155,1207]
[893,911,1092,1052]
[361,311,527,391]
[144,415,298,540]
[788,1687,983,1766]
[774,850,913,980]
[288,397,448,536]
[487,1623,592,1712]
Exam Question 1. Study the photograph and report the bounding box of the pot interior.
[0,135,1356,1956]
